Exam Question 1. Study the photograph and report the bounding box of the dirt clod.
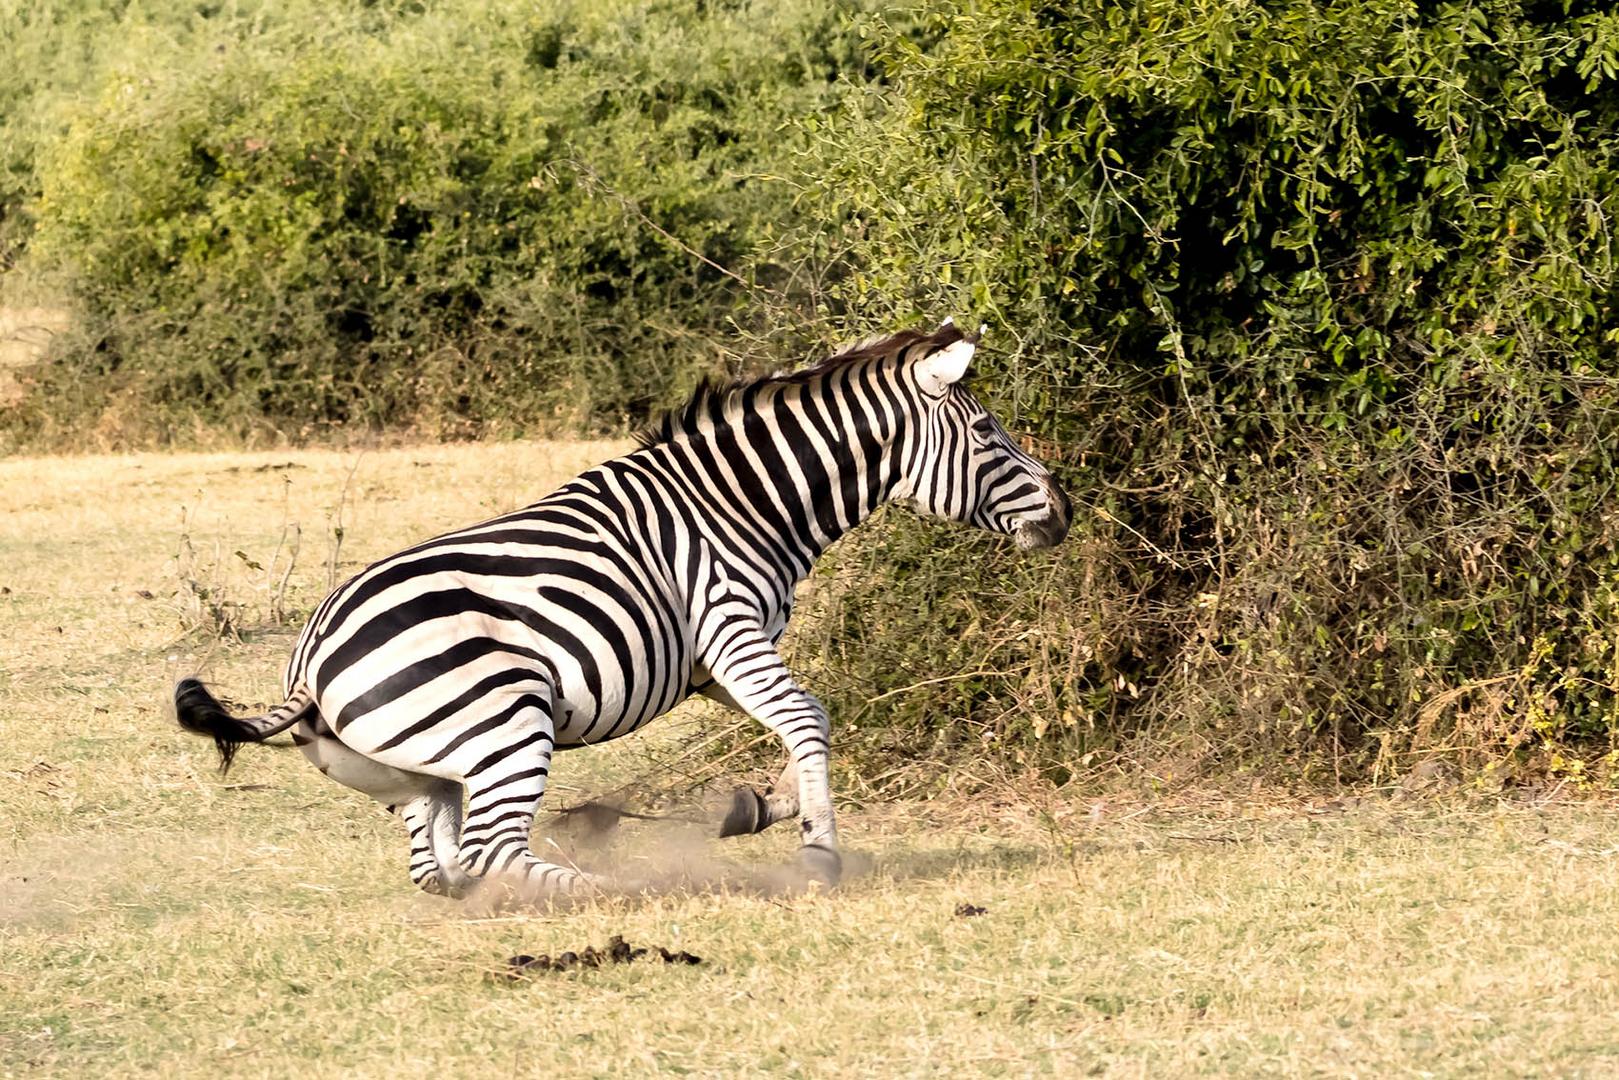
[505,935,702,979]
[219,461,305,474]
[954,903,988,918]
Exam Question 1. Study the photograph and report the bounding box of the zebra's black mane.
[635,322,970,448]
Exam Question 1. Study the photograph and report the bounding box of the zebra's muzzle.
[1015,483,1071,550]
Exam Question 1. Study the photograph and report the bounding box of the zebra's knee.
[461,823,549,879]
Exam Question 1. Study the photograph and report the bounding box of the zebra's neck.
[674,365,913,579]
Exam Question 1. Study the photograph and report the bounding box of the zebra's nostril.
[1028,483,1071,548]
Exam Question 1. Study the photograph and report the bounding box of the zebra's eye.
[971,417,998,443]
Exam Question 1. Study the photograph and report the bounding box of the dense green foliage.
[4,0,870,442]
[791,0,1619,779]
[10,0,1619,776]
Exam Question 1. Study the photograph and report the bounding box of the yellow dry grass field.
[4,442,1619,1077]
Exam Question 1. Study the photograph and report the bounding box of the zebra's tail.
[174,678,314,773]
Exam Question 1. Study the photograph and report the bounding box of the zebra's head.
[899,323,1071,550]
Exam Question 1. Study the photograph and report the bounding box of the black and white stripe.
[175,320,1070,900]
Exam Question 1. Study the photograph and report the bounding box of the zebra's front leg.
[705,633,840,885]
[451,695,603,904]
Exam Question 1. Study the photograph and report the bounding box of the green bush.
[9,0,871,445]
[1,1,315,273]
[788,0,1619,782]
[15,0,1619,782]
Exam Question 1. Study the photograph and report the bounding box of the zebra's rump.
[285,476,700,775]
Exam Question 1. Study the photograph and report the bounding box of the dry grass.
[0,308,68,408]
[4,442,1619,1076]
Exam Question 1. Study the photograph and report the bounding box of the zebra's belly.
[550,675,695,749]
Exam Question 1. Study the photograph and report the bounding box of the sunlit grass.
[4,443,1619,1076]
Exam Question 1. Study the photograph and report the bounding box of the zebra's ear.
[915,337,975,396]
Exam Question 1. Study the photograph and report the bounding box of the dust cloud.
[462,790,870,914]
[0,836,133,929]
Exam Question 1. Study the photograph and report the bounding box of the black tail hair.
[174,677,302,773]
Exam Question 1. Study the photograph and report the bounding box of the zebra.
[174,319,1071,902]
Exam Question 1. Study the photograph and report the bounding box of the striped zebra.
[175,320,1070,901]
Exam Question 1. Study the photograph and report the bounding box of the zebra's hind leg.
[451,695,603,905]
[396,786,470,898]
[718,759,800,838]
[292,717,468,898]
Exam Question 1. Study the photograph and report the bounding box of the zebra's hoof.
[796,843,842,888]
[418,872,475,900]
[718,787,767,838]
[440,869,475,900]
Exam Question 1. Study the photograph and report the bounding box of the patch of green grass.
[4,443,1619,1075]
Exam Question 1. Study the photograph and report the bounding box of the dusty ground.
[4,442,1619,1077]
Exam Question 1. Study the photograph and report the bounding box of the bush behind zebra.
[787,0,1619,787]
[11,0,1619,783]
